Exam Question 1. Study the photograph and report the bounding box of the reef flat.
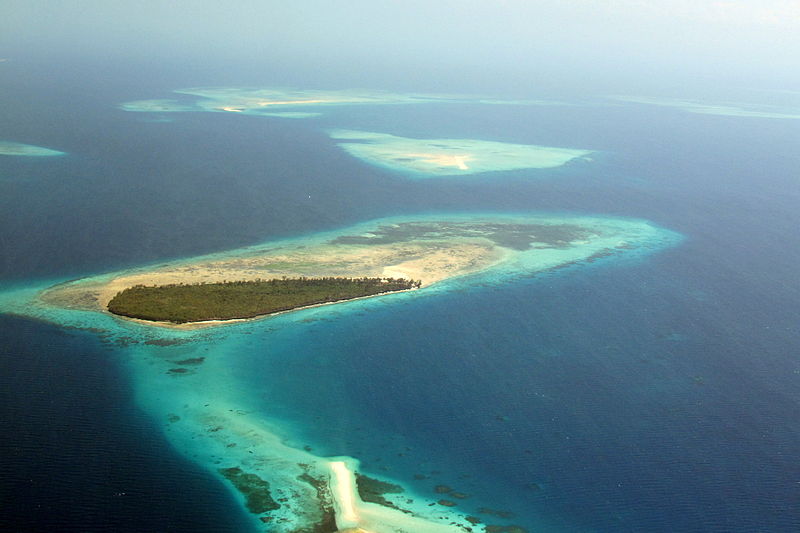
[119,96,322,118]
[0,213,680,532]
[612,96,800,119]
[329,130,592,176]
[119,87,462,117]
[118,87,560,118]
[0,141,65,157]
[37,214,675,330]
[119,98,197,113]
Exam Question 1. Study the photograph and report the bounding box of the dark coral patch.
[297,471,337,533]
[175,356,206,365]
[479,507,515,519]
[145,338,191,346]
[218,467,280,514]
[355,473,404,509]
[485,526,528,533]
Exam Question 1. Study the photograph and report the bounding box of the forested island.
[107,277,420,323]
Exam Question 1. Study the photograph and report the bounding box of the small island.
[107,277,420,323]
[328,129,592,177]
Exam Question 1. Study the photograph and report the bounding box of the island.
[107,277,420,324]
[329,129,593,177]
[39,214,674,332]
[0,213,680,532]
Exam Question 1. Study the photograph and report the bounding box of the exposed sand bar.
[329,461,359,528]
[327,460,473,533]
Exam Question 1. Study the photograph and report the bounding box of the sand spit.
[327,461,475,533]
[138,368,491,533]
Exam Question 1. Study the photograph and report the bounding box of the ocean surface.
[1,62,799,532]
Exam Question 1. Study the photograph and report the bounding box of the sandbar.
[327,460,475,533]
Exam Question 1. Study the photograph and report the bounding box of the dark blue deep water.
[0,315,252,532]
[1,61,799,531]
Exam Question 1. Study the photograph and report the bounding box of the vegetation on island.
[107,277,420,323]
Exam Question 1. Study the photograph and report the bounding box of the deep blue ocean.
[1,61,799,532]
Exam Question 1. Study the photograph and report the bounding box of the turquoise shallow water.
[0,212,680,532]
[1,63,799,531]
